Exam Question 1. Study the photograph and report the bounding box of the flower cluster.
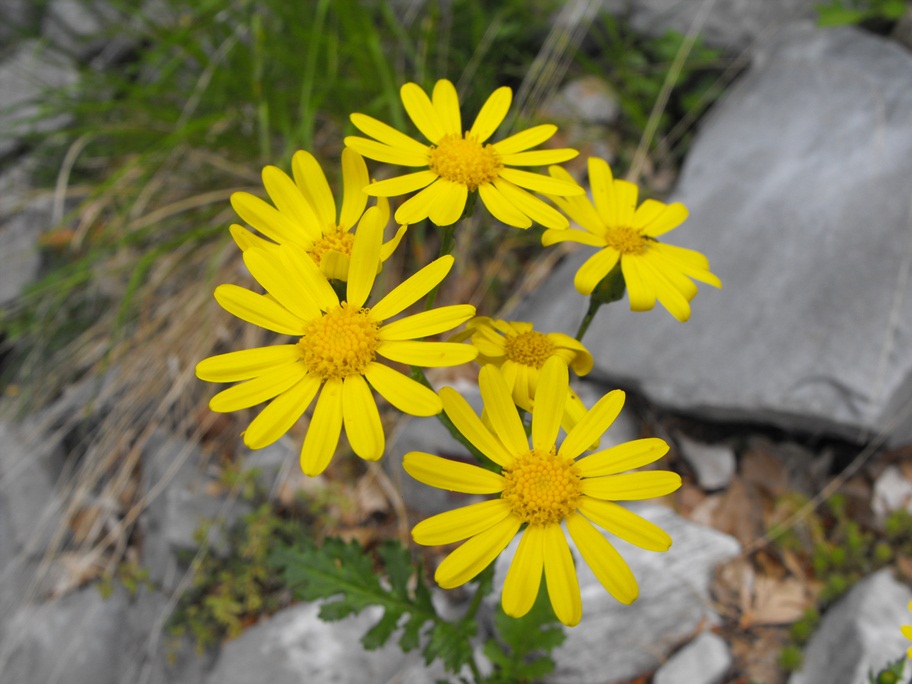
[196,78,720,626]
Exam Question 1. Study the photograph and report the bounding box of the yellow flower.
[404,358,680,627]
[462,316,593,432]
[229,148,406,282]
[902,602,912,658]
[196,206,478,476]
[344,78,584,230]
[543,157,721,322]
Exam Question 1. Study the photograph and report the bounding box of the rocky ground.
[3,1,912,683]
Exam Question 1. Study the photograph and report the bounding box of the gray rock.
[0,192,51,305]
[202,601,419,684]
[541,76,620,126]
[871,465,912,523]
[676,434,736,491]
[0,0,42,48]
[41,0,119,60]
[604,0,821,51]
[789,569,912,684]
[0,585,130,684]
[141,432,250,592]
[489,504,740,683]
[0,40,79,159]
[652,631,732,684]
[513,25,912,443]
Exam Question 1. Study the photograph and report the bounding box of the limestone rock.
[652,631,732,684]
[789,569,912,684]
[676,434,736,491]
[513,25,912,443]
[872,465,912,523]
[0,40,78,159]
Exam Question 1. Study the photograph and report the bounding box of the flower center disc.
[428,134,503,191]
[604,226,647,255]
[504,331,555,369]
[309,227,355,265]
[501,449,582,526]
[298,302,380,381]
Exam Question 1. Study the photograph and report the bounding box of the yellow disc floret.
[428,133,503,191]
[309,227,356,265]
[298,302,380,381]
[501,448,582,526]
[604,226,648,255]
[503,331,555,369]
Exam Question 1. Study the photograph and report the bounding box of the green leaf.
[482,584,566,683]
[425,617,478,674]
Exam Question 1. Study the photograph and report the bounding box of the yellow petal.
[576,437,669,477]
[613,179,639,228]
[342,374,384,461]
[379,304,476,341]
[638,256,694,322]
[244,373,321,449]
[209,362,306,413]
[412,499,512,546]
[532,358,567,452]
[432,79,461,137]
[401,81,445,143]
[196,344,300,382]
[230,192,301,244]
[343,136,430,167]
[394,179,450,225]
[291,150,336,228]
[261,165,322,241]
[469,86,511,143]
[580,471,682,501]
[439,386,514,467]
[376,340,478,367]
[346,206,383,309]
[229,224,277,252]
[243,247,322,321]
[621,256,657,312]
[560,389,625,460]
[370,255,454,321]
[339,148,370,229]
[542,523,582,627]
[402,451,505,494]
[349,113,430,157]
[279,243,340,311]
[214,284,306,335]
[566,512,638,604]
[300,379,344,476]
[479,364,529,456]
[493,124,557,155]
[379,222,408,262]
[498,168,585,196]
[428,180,468,226]
[364,170,438,197]
[577,497,672,551]
[502,524,544,619]
[434,515,522,589]
[491,179,568,230]
[470,323,507,358]
[635,201,688,238]
[587,157,617,227]
[549,333,594,375]
[319,250,350,282]
[500,149,578,166]
[364,362,441,416]
[478,182,532,229]
[541,227,604,248]
[574,248,621,296]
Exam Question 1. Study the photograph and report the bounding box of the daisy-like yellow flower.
[462,316,593,431]
[196,206,478,476]
[902,602,912,658]
[229,148,406,282]
[543,157,722,322]
[404,357,681,627]
[344,78,584,230]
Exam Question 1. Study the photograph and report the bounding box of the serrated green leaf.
[362,609,401,650]
[425,618,477,674]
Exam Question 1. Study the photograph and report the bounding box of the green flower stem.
[424,225,457,310]
[574,299,601,342]
[575,262,627,341]
[409,366,499,472]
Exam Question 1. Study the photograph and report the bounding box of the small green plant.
[816,0,906,27]
[867,656,907,683]
[778,643,804,672]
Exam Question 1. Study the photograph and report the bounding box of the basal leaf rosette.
[230,148,406,282]
[543,157,721,322]
[460,316,593,432]
[344,78,584,229]
[196,206,477,476]
[404,358,681,627]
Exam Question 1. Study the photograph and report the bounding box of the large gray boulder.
[515,25,912,443]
